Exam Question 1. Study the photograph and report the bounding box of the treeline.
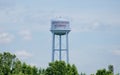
[0,52,119,75]
[81,65,119,75]
[0,52,78,75]
[0,52,45,75]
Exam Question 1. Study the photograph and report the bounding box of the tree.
[2,52,119,75]
[71,64,79,75]
[32,66,38,75]
[38,68,46,75]
[80,72,86,75]
[108,65,114,74]
[0,52,47,75]
[0,52,16,75]
[45,61,79,75]
[45,61,66,75]
[96,69,107,75]
[12,59,22,74]
[96,65,115,75]
[66,63,72,74]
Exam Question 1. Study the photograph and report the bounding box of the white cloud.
[112,50,120,56]
[19,29,32,41]
[0,4,119,33]
[15,50,33,59]
[72,21,111,33]
[0,32,14,44]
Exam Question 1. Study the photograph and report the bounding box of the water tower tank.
[51,18,71,35]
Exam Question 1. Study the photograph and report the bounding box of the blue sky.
[0,0,120,74]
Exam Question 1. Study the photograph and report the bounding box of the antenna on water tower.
[50,17,71,63]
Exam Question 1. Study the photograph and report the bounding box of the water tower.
[50,17,71,63]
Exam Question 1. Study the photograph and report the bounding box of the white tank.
[51,18,71,35]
